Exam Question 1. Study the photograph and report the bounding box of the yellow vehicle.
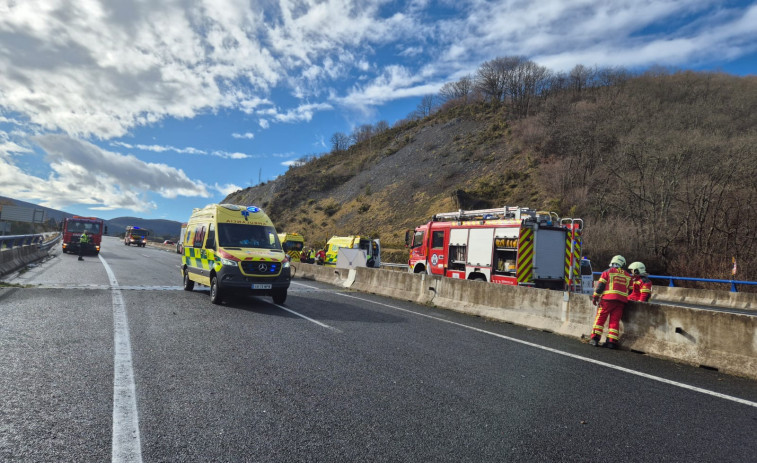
[180,204,290,304]
[277,232,305,261]
[324,235,381,268]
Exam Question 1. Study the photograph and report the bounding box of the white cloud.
[110,141,253,159]
[232,132,255,139]
[214,182,242,196]
[0,134,210,212]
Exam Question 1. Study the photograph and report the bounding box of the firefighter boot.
[589,335,600,347]
[605,340,618,350]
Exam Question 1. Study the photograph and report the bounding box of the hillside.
[0,196,182,240]
[225,70,757,283]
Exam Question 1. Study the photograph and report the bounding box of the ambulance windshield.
[218,224,281,250]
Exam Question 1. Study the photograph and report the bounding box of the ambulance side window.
[432,231,445,249]
[206,224,216,250]
[193,226,205,248]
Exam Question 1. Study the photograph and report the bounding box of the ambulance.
[277,232,305,261]
[180,204,291,305]
[324,235,381,268]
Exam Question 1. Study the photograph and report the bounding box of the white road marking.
[292,282,757,409]
[271,302,341,332]
[99,255,143,463]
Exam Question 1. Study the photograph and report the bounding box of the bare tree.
[414,94,436,119]
[330,132,350,153]
[352,124,374,144]
[439,75,474,104]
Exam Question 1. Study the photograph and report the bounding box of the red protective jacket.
[628,276,652,302]
[593,267,631,303]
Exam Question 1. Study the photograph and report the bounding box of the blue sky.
[1,0,755,223]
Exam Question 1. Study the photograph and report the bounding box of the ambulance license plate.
[252,284,272,290]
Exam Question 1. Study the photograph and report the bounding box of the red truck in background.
[405,206,585,291]
[61,216,107,255]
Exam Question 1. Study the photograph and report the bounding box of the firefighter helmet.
[609,255,626,268]
[628,261,647,275]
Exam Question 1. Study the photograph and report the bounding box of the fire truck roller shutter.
[494,228,519,239]
[533,228,568,279]
[467,228,494,267]
[449,229,468,246]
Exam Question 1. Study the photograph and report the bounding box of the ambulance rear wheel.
[182,269,194,291]
[272,289,287,305]
[210,275,223,304]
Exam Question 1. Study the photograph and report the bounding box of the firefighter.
[78,231,89,261]
[316,248,325,265]
[589,255,631,349]
[628,261,652,302]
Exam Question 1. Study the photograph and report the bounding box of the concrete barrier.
[296,263,757,380]
[0,245,50,278]
[652,286,757,311]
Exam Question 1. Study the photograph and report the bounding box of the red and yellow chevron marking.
[564,234,581,287]
[516,228,534,284]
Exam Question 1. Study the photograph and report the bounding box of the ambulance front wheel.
[182,268,194,291]
[210,275,223,304]
[272,289,287,305]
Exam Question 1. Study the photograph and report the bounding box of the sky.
[0,0,755,223]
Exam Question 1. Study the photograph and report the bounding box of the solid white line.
[332,291,757,409]
[100,254,143,463]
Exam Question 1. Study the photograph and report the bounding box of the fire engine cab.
[405,206,584,290]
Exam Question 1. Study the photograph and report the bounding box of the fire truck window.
[432,231,445,249]
[412,231,424,248]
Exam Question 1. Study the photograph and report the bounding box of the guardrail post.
[731,280,738,292]
[668,277,675,287]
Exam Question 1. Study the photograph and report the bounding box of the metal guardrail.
[593,272,756,293]
[0,234,44,249]
[380,262,409,269]
[0,232,61,251]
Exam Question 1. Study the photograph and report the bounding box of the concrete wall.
[0,245,49,278]
[294,262,757,380]
[652,285,757,311]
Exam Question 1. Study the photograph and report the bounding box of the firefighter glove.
[592,295,600,306]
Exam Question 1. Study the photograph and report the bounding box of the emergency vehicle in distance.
[181,203,290,305]
[61,216,106,255]
[405,206,584,290]
[324,235,381,268]
[278,232,305,261]
[177,223,187,254]
[124,226,149,247]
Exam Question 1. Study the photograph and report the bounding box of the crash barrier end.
[297,264,757,380]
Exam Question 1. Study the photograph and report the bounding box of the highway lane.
[1,237,756,461]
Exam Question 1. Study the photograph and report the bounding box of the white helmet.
[609,255,626,268]
[628,261,647,275]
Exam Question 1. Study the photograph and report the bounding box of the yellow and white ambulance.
[181,204,290,304]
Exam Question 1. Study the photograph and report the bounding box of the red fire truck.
[405,206,584,290]
[61,216,107,255]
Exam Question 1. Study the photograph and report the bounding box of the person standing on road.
[78,231,89,261]
[589,255,631,349]
[628,262,653,302]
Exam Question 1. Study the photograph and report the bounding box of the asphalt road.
[1,236,756,462]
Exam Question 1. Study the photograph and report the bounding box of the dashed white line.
[293,282,757,409]
[99,254,143,463]
[271,302,341,332]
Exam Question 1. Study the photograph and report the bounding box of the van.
[324,235,381,268]
[180,204,291,304]
[277,232,305,261]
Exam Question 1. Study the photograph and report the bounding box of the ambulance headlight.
[220,257,238,267]
[283,260,290,269]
